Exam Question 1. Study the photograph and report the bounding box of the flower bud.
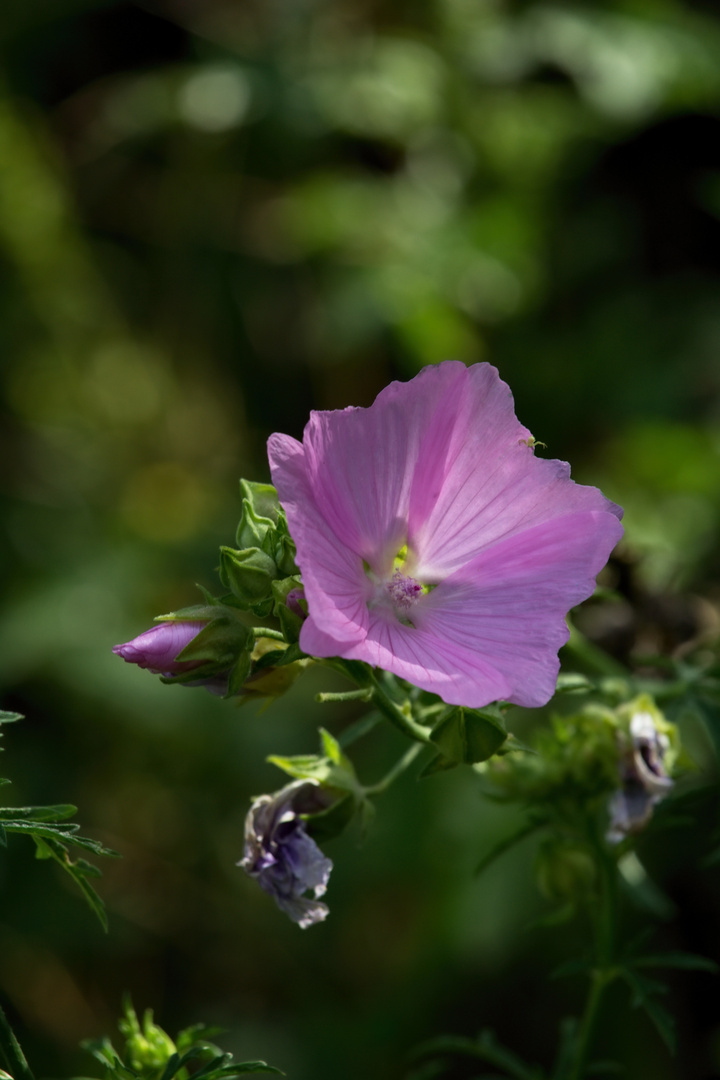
[286,587,307,620]
[112,621,205,675]
[219,545,278,607]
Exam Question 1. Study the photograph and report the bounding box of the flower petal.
[268,432,369,648]
[415,509,625,706]
[408,364,622,578]
[300,362,468,569]
[340,609,512,706]
[112,621,203,673]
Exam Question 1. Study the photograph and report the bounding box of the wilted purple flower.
[268,362,623,708]
[607,711,673,843]
[113,621,205,675]
[239,780,333,928]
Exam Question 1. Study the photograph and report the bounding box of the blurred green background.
[2,0,720,1078]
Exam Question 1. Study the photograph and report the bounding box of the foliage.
[0,711,117,930]
[78,999,283,1080]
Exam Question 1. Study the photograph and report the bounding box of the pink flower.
[268,362,623,708]
[112,621,205,675]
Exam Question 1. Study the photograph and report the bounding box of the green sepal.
[225,649,253,697]
[252,641,306,672]
[270,577,305,642]
[303,792,356,842]
[219,546,278,607]
[240,478,280,522]
[171,612,251,669]
[418,752,459,779]
[236,498,276,551]
[155,603,223,623]
[430,706,508,764]
[272,514,299,577]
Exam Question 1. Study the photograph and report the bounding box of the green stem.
[565,838,618,1080]
[322,659,433,744]
[252,627,286,642]
[316,689,373,704]
[0,1004,34,1080]
[567,970,612,1080]
[368,675,432,744]
[365,743,425,795]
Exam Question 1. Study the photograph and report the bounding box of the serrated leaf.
[0,803,77,822]
[639,996,676,1053]
[632,951,718,973]
[0,711,23,724]
[211,1063,284,1076]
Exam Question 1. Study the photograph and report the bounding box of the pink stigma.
[385,570,423,611]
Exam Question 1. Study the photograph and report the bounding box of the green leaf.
[0,803,77,822]
[632,951,718,973]
[267,753,327,780]
[320,728,350,768]
[0,711,22,724]
[209,1064,283,1076]
[430,707,507,764]
[620,969,676,1053]
[639,996,677,1053]
[409,1030,543,1080]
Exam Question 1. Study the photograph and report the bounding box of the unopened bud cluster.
[113,479,308,701]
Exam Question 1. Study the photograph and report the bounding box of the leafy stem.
[0,1002,34,1080]
[564,832,619,1080]
[322,660,433,745]
[565,968,617,1080]
[369,675,433,744]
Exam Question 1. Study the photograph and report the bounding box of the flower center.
[385,569,423,611]
[365,545,435,627]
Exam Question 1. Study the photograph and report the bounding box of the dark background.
[1,1,720,1077]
